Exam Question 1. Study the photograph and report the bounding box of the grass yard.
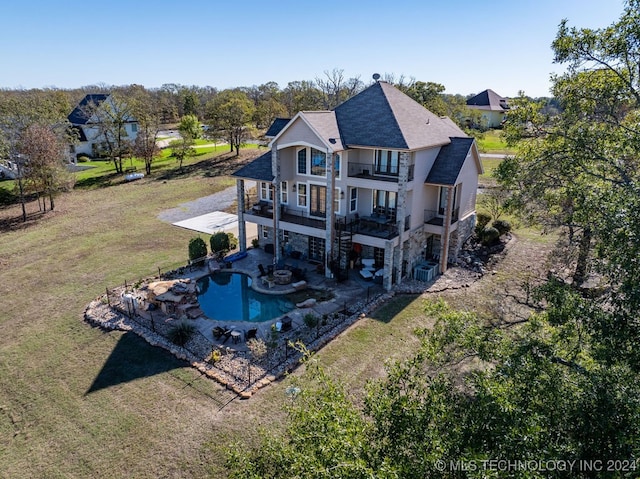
[476,129,515,155]
[0,145,554,478]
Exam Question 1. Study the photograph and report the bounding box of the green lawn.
[0,144,545,478]
[476,129,515,155]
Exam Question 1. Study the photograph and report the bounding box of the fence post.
[247,356,251,386]
[158,267,161,278]
[106,287,111,307]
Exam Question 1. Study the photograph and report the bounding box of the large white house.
[232,81,483,291]
[466,89,510,128]
[68,94,138,158]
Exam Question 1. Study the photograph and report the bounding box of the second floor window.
[297,147,340,178]
[310,148,326,176]
[281,181,288,204]
[350,187,357,212]
[297,149,307,174]
[297,183,307,207]
[375,149,400,175]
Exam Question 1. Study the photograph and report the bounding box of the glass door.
[309,184,326,218]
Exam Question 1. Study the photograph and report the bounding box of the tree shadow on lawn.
[74,171,124,190]
[154,149,265,182]
[85,331,188,395]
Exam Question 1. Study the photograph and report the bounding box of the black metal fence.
[103,260,386,393]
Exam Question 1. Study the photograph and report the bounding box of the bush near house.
[188,237,208,264]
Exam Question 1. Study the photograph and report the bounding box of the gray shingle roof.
[425,137,475,185]
[466,89,509,111]
[67,94,110,125]
[231,150,274,182]
[334,81,465,150]
[265,118,290,137]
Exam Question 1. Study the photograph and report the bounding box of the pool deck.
[174,247,385,351]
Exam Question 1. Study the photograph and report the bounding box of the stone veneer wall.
[448,213,476,264]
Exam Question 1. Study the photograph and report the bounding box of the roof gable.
[68,94,110,125]
[425,137,475,185]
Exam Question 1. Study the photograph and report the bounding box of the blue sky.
[0,0,624,97]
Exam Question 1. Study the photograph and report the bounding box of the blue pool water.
[196,272,294,322]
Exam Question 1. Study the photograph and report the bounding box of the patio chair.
[258,264,266,277]
[245,328,258,341]
[213,326,227,339]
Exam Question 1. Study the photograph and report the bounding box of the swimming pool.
[196,272,294,322]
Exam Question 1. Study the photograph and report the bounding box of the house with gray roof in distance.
[68,93,138,159]
[232,81,483,290]
[466,89,510,128]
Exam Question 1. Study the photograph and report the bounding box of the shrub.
[475,212,492,236]
[210,231,230,257]
[227,232,238,251]
[480,226,500,246]
[303,313,318,328]
[492,219,512,235]
[247,338,267,359]
[77,155,90,163]
[207,349,222,363]
[188,237,207,263]
[251,238,260,248]
[167,321,196,346]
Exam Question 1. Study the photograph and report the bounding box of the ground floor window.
[350,187,357,212]
[260,182,274,201]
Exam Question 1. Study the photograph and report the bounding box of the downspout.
[440,185,454,273]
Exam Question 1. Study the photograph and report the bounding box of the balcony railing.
[335,214,399,240]
[245,203,400,239]
[245,203,326,229]
[424,208,460,226]
[347,162,414,182]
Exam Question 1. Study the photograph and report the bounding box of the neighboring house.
[232,81,483,291]
[466,89,509,128]
[67,93,138,158]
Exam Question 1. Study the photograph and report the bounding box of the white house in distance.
[466,89,510,128]
[232,81,483,291]
[67,93,138,158]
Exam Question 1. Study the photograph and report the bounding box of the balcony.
[335,215,399,240]
[347,162,414,182]
[245,203,326,229]
[423,208,459,226]
[245,203,400,239]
